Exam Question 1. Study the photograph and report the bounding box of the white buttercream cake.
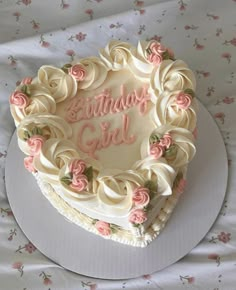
[9,40,198,247]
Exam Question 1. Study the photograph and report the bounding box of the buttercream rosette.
[74,57,108,90]
[10,83,57,126]
[150,59,196,96]
[97,169,145,215]
[132,158,176,196]
[128,41,154,81]
[38,65,77,103]
[17,114,72,155]
[151,90,198,131]
[99,40,132,71]
[141,125,196,168]
[33,138,80,184]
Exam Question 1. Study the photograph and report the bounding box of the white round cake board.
[5,101,228,280]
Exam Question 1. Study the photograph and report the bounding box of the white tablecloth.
[0,0,235,289]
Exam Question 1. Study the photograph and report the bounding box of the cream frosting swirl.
[38,65,77,103]
[128,41,154,81]
[96,169,145,215]
[150,60,196,96]
[33,138,80,184]
[99,40,132,71]
[75,57,108,90]
[152,91,198,131]
[10,84,56,126]
[132,158,176,196]
[141,125,196,168]
[17,114,72,155]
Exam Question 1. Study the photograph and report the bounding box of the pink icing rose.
[69,64,86,81]
[176,178,187,194]
[69,159,86,175]
[70,174,88,192]
[149,41,166,54]
[132,187,150,207]
[147,52,163,65]
[150,143,165,159]
[176,92,192,109]
[21,77,32,85]
[24,156,36,173]
[95,220,111,236]
[27,135,45,156]
[129,209,147,224]
[159,133,173,149]
[9,91,29,109]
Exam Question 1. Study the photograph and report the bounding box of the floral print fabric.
[0,0,236,289]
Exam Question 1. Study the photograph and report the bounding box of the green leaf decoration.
[162,50,170,60]
[173,171,184,189]
[23,130,31,140]
[164,144,177,159]
[31,126,43,136]
[61,63,72,73]
[143,204,154,212]
[60,175,72,186]
[184,88,195,98]
[91,219,98,225]
[132,223,141,228]
[149,133,161,145]
[144,180,157,199]
[21,85,31,96]
[110,224,121,233]
[146,48,152,55]
[84,166,93,182]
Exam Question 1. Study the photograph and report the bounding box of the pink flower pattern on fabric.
[27,135,45,156]
[95,220,111,236]
[10,91,29,108]
[129,208,147,224]
[68,64,86,81]
[132,187,150,207]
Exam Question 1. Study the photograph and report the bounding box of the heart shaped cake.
[9,40,198,247]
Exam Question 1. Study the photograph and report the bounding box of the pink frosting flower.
[95,220,111,236]
[132,187,150,207]
[129,209,147,224]
[147,52,163,65]
[10,91,29,108]
[27,135,45,156]
[150,143,165,159]
[176,178,187,194]
[176,92,192,109]
[159,133,173,149]
[149,41,166,54]
[24,156,36,173]
[21,77,32,85]
[69,64,86,81]
[70,174,88,192]
[69,159,86,175]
